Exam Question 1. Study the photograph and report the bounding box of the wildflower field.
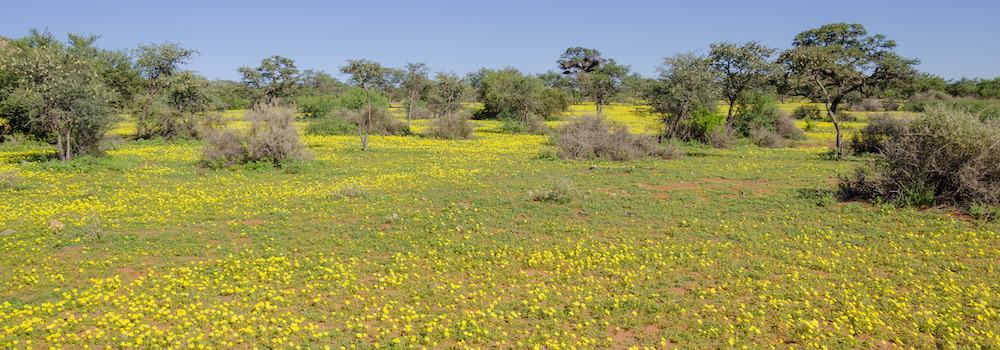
[1,103,998,349]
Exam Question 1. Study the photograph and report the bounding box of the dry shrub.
[200,129,246,168]
[750,128,788,148]
[774,114,803,140]
[427,112,474,139]
[706,127,735,148]
[201,104,309,168]
[247,104,308,166]
[555,115,679,160]
[409,104,433,120]
[840,106,1000,209]
[847,98,884,112]
[849,114,909,154]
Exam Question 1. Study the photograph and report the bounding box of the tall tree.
[340,59,386,150]
[239,55,300,105]
[780,23,917,157]
[0,30,117,160]
[557,47,605,75]
[646,53,719,139]
[134,43,195,137]
[557,47,626,114]
[400,63,431,128]
[431,72,466,117]
[579,60,629,115]
[708,41,777,129]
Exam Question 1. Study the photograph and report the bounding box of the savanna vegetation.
[0,23,998,349]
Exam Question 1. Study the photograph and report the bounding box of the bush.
[791,105,823,120]
[201,104,309,168]
[350,107,411,136]
[407,103,433,120]
[732,92,781,137]
[849,114,909,154]
[427,112,474,139]
[846,98,884,112]
[774,114,803,140]
[499,114,548,135]
[840,106,1000,210]
[247,104,309,166]
[538,88,570,120]
[705,127,735,148]
[296,95,339,119]
[902,90,951,112]
[555,115,680,161]
[672,108,725,143]
[200,129,246,169]
[305,111,356,135]
[530,179,574,204]
[750,128,788,148]
[320,107,411,136]
[150,109,225,140]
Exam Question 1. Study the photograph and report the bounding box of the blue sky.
[3,0,998,80]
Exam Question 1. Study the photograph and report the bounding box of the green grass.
[0,103,997,348]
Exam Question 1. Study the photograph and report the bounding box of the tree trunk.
[827,100,843,159]
[725,99,737,130]
[362,89,372,151]
[405,93,414,129]
[56,133,65,162]
[140,93,153,137]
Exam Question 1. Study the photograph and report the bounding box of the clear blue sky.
[3,0,998,80]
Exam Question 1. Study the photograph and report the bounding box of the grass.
[0,103,997,348]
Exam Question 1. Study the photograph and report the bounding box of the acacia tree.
[708,41,776,129]
[400,63,431,127]
[646,53,719,139]
[239,55,300,105]
[135,43,195,137]
[579,61,628,115]
[430,72,466,117]
[557,47,627,114]
[780,23,916,158]
[340,59,386,150]
[0,30,116,160]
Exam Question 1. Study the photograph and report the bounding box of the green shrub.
[673,108,725,143]
[305,112,356,135]
[732,92,781,137]
[296,95,339,119]
[904,92,1000,121]
[530,179,574,204]
[499,114,548,135]
[791,105,823,120]
[840,106,1000,210]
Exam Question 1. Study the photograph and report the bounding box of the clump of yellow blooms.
[0,104,997,348]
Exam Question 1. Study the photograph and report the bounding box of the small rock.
[0,229,15,236]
